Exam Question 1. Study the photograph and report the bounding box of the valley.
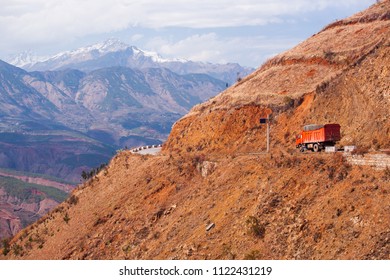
[0,40,253,240]
[0,174,69,239]
[0,40,249,181]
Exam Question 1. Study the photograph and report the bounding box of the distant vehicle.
[296,124,341,152]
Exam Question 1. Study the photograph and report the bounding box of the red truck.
[296,124,341,152]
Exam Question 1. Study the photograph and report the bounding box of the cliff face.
[2,1,389,260]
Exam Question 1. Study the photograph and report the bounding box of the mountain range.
[1,40,254,183]
[9,39,253,85]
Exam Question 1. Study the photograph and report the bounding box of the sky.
[0,0,377,68]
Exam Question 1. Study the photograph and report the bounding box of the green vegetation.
[0,176,68,203]
[81,163,107,181]
[0,168,74,185]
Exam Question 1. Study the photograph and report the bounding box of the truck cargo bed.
[301,124,340,144]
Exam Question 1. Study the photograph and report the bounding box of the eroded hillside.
[164,1,389,155]
[2,152,389,260]
[2,1,389,260]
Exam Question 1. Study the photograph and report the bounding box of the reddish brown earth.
[0,172,74,239]
[2,1,389,260]
[0,187,58,239]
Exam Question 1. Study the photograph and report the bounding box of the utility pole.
[266,118,270,153]
[260,114,271,153]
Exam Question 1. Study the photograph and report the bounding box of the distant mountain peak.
[59,38,130,57]
[8,50,46,68]
[131,46,188,63]
[7,39,187,69]
[96,38,129,53]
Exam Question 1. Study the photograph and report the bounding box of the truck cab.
[295,134,303,146]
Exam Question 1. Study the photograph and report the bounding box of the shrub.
[67,195,79,205]
[24,240,33,250]
[1,238,10,256]
[244,250,262,260]
[94,217,107,227]
[324,50,336,61]
[81,163,107,181]
[283,96,294,109]
[12,244,24,256]
[316,80,330,94]
[192,154,206,167]
[284,131,291,141]
[63,212,70,224]
[246,216,266,238]
[222,243,237,260]
[327,166,336,180]
[372,138,381,150]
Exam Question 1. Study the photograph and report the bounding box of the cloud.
[0,0,376,63]
[130,34,144,42]
[146,33,298,67]
[1,0,375,38]
[149,33,223,62]
[123,0,375,28]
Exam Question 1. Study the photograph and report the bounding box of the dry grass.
[3,151,389,260]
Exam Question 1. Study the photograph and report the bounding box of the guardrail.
[344,153,390,170]
[131,144,163,153]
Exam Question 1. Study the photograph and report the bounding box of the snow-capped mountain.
[9,39,254,84]
[8,39,183,69]
[8,50,48,69]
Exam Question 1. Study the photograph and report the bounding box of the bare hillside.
[164,1,389,155]
[2,1,389,260]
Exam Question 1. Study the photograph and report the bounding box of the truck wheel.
[313,143,319,152]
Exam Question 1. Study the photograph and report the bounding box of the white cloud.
[146,33,298,67]
[124,0,375,28]
[150,33,223,62]
[0,0,375,38]
[0,0,376,64]
[130,34,144,42]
